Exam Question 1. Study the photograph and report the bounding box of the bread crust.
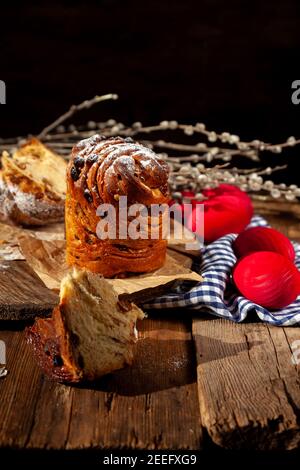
[27,306,81,382]
[65,135,170,277]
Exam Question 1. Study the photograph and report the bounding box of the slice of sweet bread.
[0,138,67,225]
[27,269,145,382]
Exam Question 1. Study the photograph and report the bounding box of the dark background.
[1,0,300,181]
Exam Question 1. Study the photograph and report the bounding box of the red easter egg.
[233,226,295,261]
[233,251,300,309]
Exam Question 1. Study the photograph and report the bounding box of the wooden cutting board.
[0,260,58,320]
[0,245,198,321]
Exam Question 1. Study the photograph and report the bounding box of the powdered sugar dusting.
[75,136,164,175]
[2,181,64,225]
[114,155,136,171]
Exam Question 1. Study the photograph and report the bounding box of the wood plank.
[0,260,58,320]
[0,316,202,450]
[192,318,300,450]
[0,331,44,447]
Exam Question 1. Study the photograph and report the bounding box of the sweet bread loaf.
[27,268,145,382]
[65,135,170,277]
[0,138,66,225]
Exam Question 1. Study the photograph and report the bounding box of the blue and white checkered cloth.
[144,216,300,326]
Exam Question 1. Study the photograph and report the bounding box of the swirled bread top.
[69,135,170,206]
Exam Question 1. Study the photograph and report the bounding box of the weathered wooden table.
[0,201,300,452]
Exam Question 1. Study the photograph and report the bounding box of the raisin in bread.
[0,138,67,225]
[27,268,145,382]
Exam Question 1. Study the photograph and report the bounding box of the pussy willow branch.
[1,94,299,201]
[37,93,118,140]
[169,163,299,202]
